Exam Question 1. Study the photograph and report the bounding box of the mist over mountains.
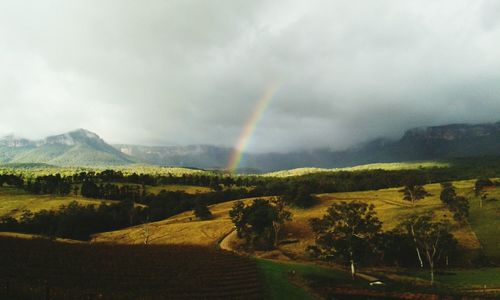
[1,122,500,172]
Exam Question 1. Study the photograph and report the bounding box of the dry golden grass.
[280,180,481,257]
[0,187,112,219]
[263,161,449,177]
[0,231,84,243]
[93,197,267,246]
[94,180,481,259]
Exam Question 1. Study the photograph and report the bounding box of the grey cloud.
[1,0,499,152]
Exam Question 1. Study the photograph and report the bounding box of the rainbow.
[226,84,279,172]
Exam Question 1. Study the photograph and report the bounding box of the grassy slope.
[280,180,481,259]
[94,180,481,258]
[93,198,262,245]
[0,183,207,220]
[256,259,364,300]
[0,187,113,219]
[468,186,500,263]
[406,268,500,289]
[263,161,449,177]
[0,231,84,243]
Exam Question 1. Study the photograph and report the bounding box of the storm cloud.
[1,0,500,152]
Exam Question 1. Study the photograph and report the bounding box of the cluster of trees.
[0,201,143,240]
[25,174,72,195]
[193,204,212,220]
[399,177,431,206]
[0,174,24,187]
[440,182,469,223]
[308,202,457,285]
[71,170,258,189]
[80,181,144,201]
[474,178,496,196]
[3,165,498,201]
[229,198,292,249]
[280,185,318,208]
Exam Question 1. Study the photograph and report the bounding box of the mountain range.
[0,129,133,166]
[1,122,500,172]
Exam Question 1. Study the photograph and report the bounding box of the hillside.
[0,129,134,166]
[94,179,484,263]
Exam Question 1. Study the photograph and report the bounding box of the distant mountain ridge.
[0,129,134,166]
[112,121,500,172]
[114,144,233,170]
[1,121,500,171]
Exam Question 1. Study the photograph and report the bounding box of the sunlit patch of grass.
[0,187,114,219]
[264,161,450,177]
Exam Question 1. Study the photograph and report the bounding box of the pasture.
[0,187,110,219]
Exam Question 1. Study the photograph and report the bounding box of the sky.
[1,0,500,153]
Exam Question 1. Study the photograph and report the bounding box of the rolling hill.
[93,180,484,263]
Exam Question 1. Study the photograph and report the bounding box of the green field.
[405,268,500,289]
[256,259,364,300]
[468,187,500,263]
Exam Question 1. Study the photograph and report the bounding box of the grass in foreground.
[468,186,500,263]
[401,268,500,290]
[255,259,363,300]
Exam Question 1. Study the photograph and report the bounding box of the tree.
[309,201,382,279]
[475,178,493,197]
[229,199,292,250]
[399,179,430,206]
[281,185,317,208]
[399,213,457,285]
[440,183,469,223]
[440,182,456,206]
[229,201,246,238]
[272,197,293,247]
[244,200,279,249]
[193,203,212,220]
[451,196,469,222]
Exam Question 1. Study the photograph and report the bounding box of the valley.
[1,160,500,299]
[3,1,499,298]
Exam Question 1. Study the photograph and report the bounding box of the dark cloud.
[1,0,499,152]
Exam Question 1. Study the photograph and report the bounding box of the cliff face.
[402,123,500,141]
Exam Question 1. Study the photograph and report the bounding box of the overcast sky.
[1,0,500,152]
